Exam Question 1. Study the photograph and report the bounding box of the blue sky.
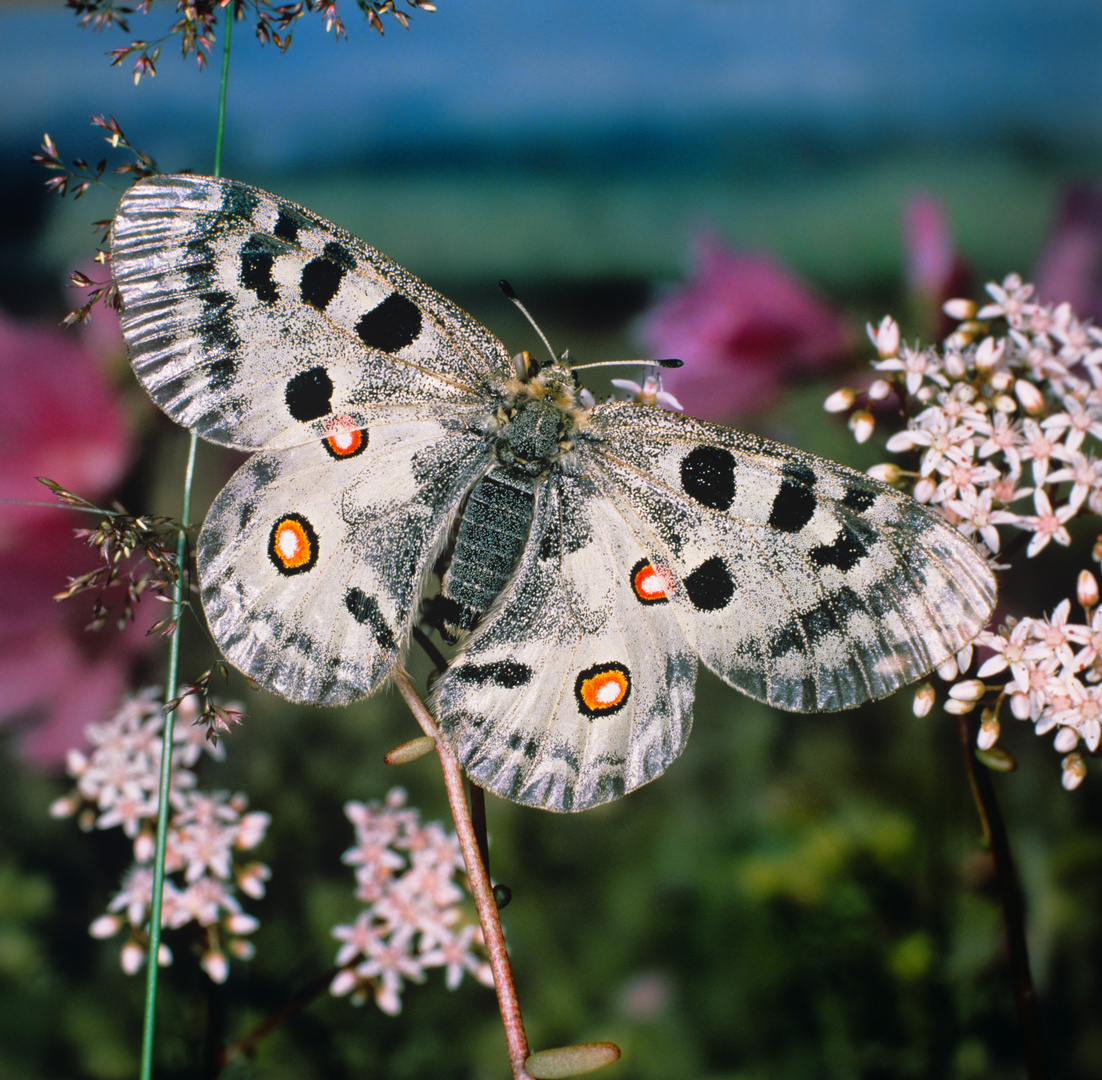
[4,0,1102,174]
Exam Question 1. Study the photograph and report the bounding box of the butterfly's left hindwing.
[433,476,697,812]
[112,174,997,815]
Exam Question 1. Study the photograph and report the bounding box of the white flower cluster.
[827,275,1102,787]
[50,689,269,982]
[330,787,493,1015]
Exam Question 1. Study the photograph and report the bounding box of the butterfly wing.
[111,175,516,703]
[432,472,696,812]
[587,400,996,712]
[111,175,512,449]
[199,416,490,704]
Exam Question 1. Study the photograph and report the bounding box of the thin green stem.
[954,714,1048,1080]
[213,4,233,180]
[138,432,197,1080]
[139,10,233,1076]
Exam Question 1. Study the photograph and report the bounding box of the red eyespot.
[268,514,318,575]
[322,418,367,459]
[631,559,672,605]
[575,663,631,716]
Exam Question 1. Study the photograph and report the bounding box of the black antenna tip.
[498,279,517,300]
[656,358,683,369]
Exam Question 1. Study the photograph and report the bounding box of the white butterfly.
[110,175,996,812]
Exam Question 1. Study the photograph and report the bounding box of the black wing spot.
[323,241,356,270]
[811,526,868,571]
[355,292,422,353]
[683,555,735,611]
[679,445,737,510]
[769,619,806,658]
[801,598,842,644]
[285,365,334,422]
[768,471,817,533]
[196,290,240,355]
[344,588,397,650]
[454,660,533,689]
[301,257,346,311]
[222,183,259,219]
[842,484,877,512]
[240,239,278,303]
[273,209,301,243]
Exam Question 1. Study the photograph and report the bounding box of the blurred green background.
[3,1,1102,1077]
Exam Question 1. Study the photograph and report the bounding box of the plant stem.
[392,665,535,1080]
[954,714,1047,1080]
[140,11,233,1076]
[138,431,197,1080]
[216,967,341,1073]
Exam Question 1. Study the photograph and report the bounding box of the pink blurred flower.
[1033,185,1102,322]
[0,305,148,766]
[902,193,971,339]
[635,233,853,421]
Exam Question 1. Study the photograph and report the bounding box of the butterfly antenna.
[499,280,559,367]
[571,357,683,371]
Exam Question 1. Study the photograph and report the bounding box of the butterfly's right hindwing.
[198,418,488,705]
[111,175,512,450]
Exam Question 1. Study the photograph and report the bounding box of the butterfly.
[110,175,996,812]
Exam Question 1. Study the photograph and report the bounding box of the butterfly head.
[493,351,590,477]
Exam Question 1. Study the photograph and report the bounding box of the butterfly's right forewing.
[111,175,511,451]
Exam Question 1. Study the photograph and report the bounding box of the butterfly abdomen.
[436,469,536,642]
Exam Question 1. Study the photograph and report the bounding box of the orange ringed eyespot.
[322,419,367,459]
[575,662,631,717]
[631,558,672,604]
[268,514,318,575]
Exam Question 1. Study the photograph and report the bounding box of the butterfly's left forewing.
[588,400,996,713]
[199,416,490,704]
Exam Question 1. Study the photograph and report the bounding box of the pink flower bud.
[1078,570,1099,608]
[943,298,976,321]
[1062,753,1087,791]
[937,656,959,682]
[974,336,1005,371]
[201,949,229,984]
[867,379,892,402]
[949,679,985,702]
[912,683,935,716]
[1014,379,1045,415]
[824,387,856,413]
[849,410,875,444]
[913,477,937,503]
[1010,692,1033,720]
[868,316,900,358]
[121,940,146,974]
[867,463,902,483]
